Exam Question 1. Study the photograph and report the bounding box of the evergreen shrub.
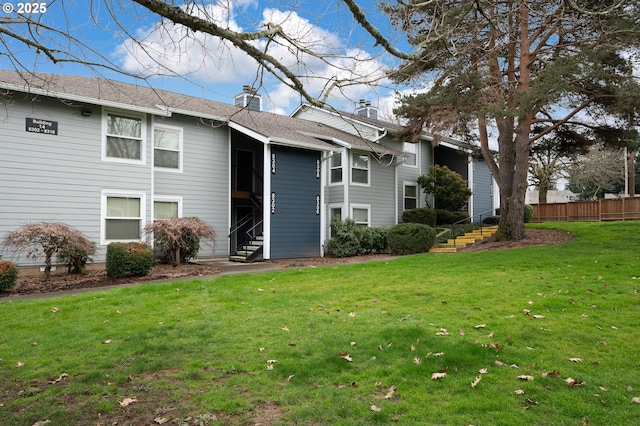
[435,209,470,225]
[387,223,436,255]
[0,261,18,292]
[524,204,534,223]
[106,242,155,279]
[402,208,437,227]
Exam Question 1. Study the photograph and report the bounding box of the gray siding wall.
[153,114,229,257]
[397,139,432,219]
[472,160,495,221]
[347,150,396,227]
[0,94,229,266]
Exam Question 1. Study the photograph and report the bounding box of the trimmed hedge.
[402,208,437,227]
[106,242,155,279]
[435,209,470,226]
[0,261,18,292]
[387,223,436,255]
[326,218,388,257]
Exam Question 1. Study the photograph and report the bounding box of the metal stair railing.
[450,208,498,249]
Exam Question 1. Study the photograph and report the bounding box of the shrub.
[327,217,366,258]
[417,165,472,211]
[0,261,18,292]
[57,242,95,274]
[386,223,436,255]
[3,222,96,281]
[106,242,155,279]
[524,204,534,223]
[402,208,437,227]
[363,226,388,254]
[435,209,470,226]
[145,217,215,266]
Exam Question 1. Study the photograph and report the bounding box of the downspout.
[467,154,474,219]
[150,115,155,243]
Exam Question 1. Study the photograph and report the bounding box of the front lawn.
[1,221,639,425]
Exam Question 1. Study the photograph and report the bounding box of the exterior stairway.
[229,235,264,263]
[429,226,499,253]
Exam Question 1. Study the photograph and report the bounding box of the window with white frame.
[330,153,342,184]
[103,111,145,162]
[404,184,418,210]
[351,152,369,185]
[102,191,145,242]
[154,197,182,220]
[351,205,370,227]
[154,125,182,171]
[403,142,417,167]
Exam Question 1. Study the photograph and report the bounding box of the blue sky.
[2,0,412,116]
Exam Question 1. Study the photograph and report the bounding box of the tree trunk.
[495,127,530,241]
[538,181,549,204]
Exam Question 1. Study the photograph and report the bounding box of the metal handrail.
[450,208,498,248]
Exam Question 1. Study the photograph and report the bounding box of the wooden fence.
[532,197,640,222]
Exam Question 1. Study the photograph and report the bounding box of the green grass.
[1,221,640,425]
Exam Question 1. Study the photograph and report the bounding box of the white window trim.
[100,189,146,245]
[153,195,183,220]
[329,151,344,186]
[403,142,418,168]
[403,182,419,210]
[350,204,371,227]
[350,151,370,187]
[153,123,183,173]
[102,109,147,165]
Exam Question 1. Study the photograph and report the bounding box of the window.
[154,125,182,171]
[329,207,342,237]
[154,197,182,220]
[103,111,145,163]
[102,190,146,242]
[404,184,418,210]
[330,153,342,184]
[351,152,369,185]
[351,205,370,227]
[403,142,417,167]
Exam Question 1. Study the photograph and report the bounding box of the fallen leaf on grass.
[286,375,295,382]
[153,417,169,424]
[51,307,58,313]
[349,312,357,317]
[370,405,382,412]
[32,421,51,426]
[435,328,449,336]
[474,324,486,329]
[478,368,488,375]
[426,352,445,358]
[267,360,279,364]
[16,362,24,367]
[518,375,535,381]
[384,385,397,399]
[532,315,545,319]
[413,357,422,365]
[565,378,586,387]
[103,339,113,345]
[119,397,137,407]
[339,352,353,362]
[495,360,506,367]
[632,397,640,404]
[48,373,68,384]
[471,376,482,388]
[431,372,447,380]
[490,342,504,351]
[281,327,289,332]
[542,371,561,378]
[514,389,525,395]
[569,358,583,363]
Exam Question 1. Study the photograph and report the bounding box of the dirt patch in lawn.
[1,228,572,298]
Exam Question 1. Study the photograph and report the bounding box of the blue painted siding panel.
[270,146,321,258]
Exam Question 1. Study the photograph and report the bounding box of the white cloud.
[114,2,391,113]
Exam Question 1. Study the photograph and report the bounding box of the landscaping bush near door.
[402,207,437,227]
[387,223,436,255]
